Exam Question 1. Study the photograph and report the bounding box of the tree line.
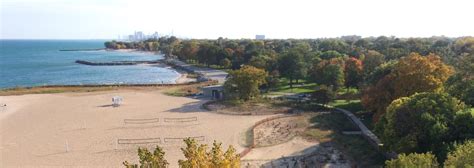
[107,36,474,166]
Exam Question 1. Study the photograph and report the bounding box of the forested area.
[107,36,474,166]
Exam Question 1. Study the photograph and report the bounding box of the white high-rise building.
[134,31,145,41]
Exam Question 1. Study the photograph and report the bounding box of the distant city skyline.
[1,0,474,39]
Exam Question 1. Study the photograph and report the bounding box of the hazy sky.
[1,0,474,39]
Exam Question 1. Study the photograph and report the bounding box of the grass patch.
[303,112,386,167]
[163,82,216,97]
[329,99,362,110]
[241,127,254,147]
[163,85,200,97]
[273,78,317,94]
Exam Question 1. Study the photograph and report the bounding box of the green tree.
[445,74,474,106]
[376,92,474,161]
[179,40,199,61]
[444,140,474,168]
[453,37,474,54]
[385,153,439,168]
[320,50,344,60]
[223,65,268,101]
[310,85,335,105]
[362,50,385,76]
[446,53,474,106]
[220,58,232,69]
[310,58,345,90]
[123,146,169,168]
[278,49,307,88]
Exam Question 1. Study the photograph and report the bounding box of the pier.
[75,60,161,66]
[59,48,105,51]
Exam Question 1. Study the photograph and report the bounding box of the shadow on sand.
[166,99,209,113]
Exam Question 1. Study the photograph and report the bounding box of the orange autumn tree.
[344,57,363,88]
[362,53,454,122]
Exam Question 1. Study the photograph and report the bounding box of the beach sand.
[0,89,272,167]
[0,88,326,167]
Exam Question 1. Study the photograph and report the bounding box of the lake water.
[0,40,180,89]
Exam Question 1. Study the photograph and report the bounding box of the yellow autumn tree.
[362,53,454,122]
[223,65,268,101]
[178,138,240,168]
[123,146,169,168]
[391,53,454,98]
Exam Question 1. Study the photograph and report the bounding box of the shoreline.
[1,49,210,91]
[108,49,196,84]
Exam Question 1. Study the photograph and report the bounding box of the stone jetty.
[75,60,160,66]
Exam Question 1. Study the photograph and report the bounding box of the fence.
[123,118,160,124]
[117,137,161,144]
[164,117,198,122]
[163,136,205,143]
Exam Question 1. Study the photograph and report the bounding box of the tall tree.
[362,50,385,76]
[223,65,268,101]
[179,40,199,61]
[310,58,345,90]
[376,92,474,161]
[344,57,363,88]
[278,48,307,88]
[362,53,454,121]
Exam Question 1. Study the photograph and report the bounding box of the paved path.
[165,59,228,84]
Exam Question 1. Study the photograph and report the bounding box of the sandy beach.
[0,87,330,167]
[0,89,270,167]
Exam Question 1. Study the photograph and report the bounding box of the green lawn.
[273,78,317,94]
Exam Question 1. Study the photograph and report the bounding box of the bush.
[444,140,474,168]
[385,152,439,168]
[179,138,240,168]
[123,146,169,168]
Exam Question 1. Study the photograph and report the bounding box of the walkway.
[164,59,228,84]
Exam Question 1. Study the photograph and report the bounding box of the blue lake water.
[0,40,180,89]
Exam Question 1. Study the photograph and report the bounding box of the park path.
[165,59,228,84]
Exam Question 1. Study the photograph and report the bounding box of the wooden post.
[115,138,118,150]
[66,140,70,152]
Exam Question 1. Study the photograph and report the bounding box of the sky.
[1,0,474,39]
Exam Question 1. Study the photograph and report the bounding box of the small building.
[202,85,224,100]
[255,35,265,40]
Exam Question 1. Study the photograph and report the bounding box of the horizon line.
[1,35,473,41]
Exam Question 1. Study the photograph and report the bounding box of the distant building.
[125,31,162,41]
[255,35,265,40]
[128,35,134,41]
[151,32,160,39]
[134,31,145,41]
[340,35,362,42]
